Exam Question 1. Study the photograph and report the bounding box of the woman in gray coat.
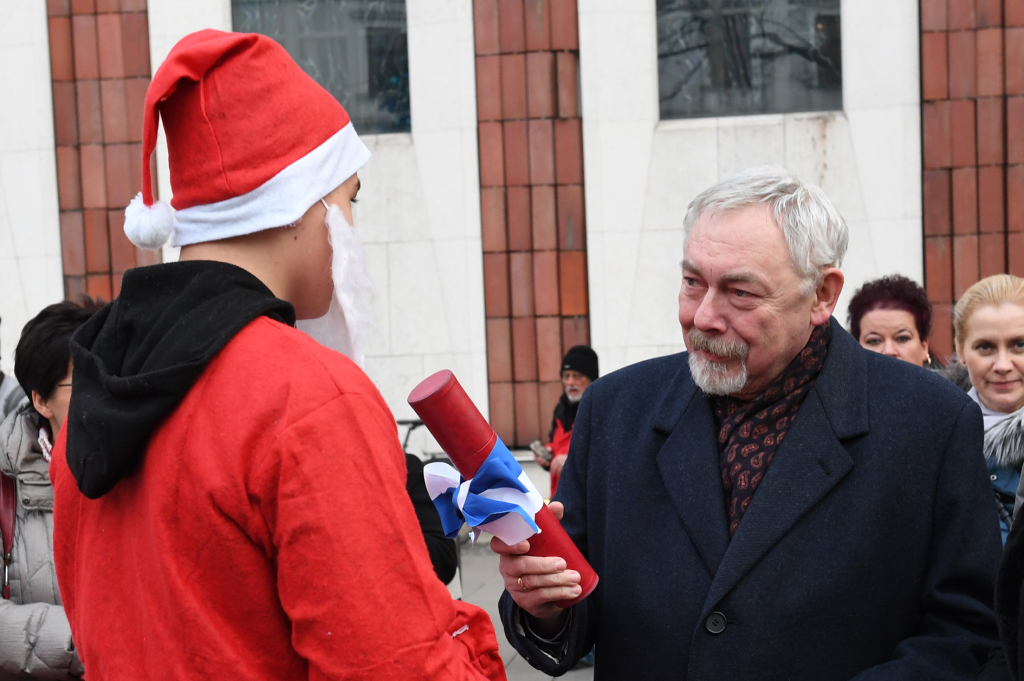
[0,298,101,679]
[0,404,81,679]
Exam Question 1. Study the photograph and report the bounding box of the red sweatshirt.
[51,317,504,680]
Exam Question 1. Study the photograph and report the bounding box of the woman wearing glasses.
[0,297,102,679]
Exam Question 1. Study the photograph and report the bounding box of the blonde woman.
[953,275,1024,545]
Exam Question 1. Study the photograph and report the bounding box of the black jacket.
[500,321,1001,679]
[405,454,457,584]
[549,394,579,443]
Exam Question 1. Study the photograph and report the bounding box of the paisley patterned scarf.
[710,322,832,537]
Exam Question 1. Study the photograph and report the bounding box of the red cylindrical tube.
[409,370,598,608]
[408,369,496,478]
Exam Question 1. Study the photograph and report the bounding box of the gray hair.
[682,166,849,296]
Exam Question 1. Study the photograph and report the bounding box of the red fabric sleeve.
[448,601,506,680]
[249,389,505,681]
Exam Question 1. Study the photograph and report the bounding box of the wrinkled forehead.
[686,199,782,237]
[683,205,798,283]
[688,202,784,242]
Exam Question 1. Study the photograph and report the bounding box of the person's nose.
[993,349,1013,374]
[692,289,727,333]
[882,339,900,357]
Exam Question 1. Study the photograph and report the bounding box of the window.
[657,0,842,120]
[233,0,411,134]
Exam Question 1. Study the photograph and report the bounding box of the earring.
[925,351,932,367]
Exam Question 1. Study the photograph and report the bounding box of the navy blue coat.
[501,323,1001,680]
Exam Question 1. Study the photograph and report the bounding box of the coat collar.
[810,320,870,441]
[651,319,869,605]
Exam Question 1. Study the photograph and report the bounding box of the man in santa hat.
[49,29,504,681]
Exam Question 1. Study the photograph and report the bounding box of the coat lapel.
[653,361,730,576]
[702,390,854,612]
[701,322,869,613]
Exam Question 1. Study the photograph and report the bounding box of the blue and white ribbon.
[424,438,544,545]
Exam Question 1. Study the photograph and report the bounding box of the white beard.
[688,353,748,395]
[296,205,374,368]
[686,328,749,396]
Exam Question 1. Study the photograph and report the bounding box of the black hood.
[66,260,295,499]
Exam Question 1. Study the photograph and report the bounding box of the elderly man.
[495,167,1001,679]
[531,345,599,496]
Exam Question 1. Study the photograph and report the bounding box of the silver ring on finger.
[517,577,530,592]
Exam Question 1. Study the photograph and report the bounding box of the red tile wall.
[47,0,158,302]
[474,0,589,446]
[922,0,1019,359]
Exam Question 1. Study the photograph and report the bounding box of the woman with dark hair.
[847,274,935,367]
[14,300,103,441]
[0,297,102,679]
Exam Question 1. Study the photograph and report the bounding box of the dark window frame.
[232,0,412,135]
[657,0,842,121]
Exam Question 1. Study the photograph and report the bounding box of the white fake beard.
[296,205,374,368]
[687,328,749,396]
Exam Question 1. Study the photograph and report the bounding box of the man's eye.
[684,277,698,287]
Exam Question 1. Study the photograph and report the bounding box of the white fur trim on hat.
[124,193,175,249]
[171,122,371,247]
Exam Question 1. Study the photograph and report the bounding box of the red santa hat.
[125,29,371,249]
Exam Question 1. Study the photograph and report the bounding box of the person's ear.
[810,268,844,326]
[31,390,54,420]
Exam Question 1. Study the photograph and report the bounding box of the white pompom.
[124,192,174,249]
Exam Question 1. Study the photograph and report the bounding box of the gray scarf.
[986,405,1024,469]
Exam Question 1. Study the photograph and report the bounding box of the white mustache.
[687,328,749,361]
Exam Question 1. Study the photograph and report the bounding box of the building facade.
[0,0,1019,447]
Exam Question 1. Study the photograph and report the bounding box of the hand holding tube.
[490,502,580,630]
[408,370,598,609]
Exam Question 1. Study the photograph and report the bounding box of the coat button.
[992,474,999,481]
[705,611,727,634]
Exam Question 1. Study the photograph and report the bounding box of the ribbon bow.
[424,438,544,546]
